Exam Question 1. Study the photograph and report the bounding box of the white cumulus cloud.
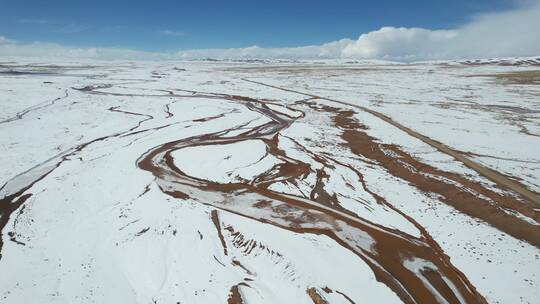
[1,1,539,61]
[0,41,168,60]
[176,1,540,61]
[340,27,458,60]
[338,1,540,60]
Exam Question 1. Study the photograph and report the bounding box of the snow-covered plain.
[0,58,539,304]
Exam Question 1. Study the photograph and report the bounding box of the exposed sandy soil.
[470,70,540,85]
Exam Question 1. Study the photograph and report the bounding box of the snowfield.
[0,58,539,304]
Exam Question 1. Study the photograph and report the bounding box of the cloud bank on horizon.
[1,1,539,61]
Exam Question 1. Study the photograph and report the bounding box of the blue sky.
[0,0,520,51]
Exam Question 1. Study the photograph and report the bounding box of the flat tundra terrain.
[0,58,539,304]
